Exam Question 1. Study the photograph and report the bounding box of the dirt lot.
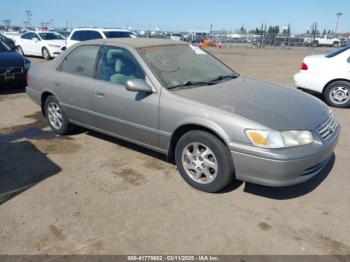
[0,47,349,255]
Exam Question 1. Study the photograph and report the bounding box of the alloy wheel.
[47,102,63,130]
[330,86,350,105]
[181,142,218,184]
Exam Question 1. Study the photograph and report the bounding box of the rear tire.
[44,95,75,135]
[324,81,350,108]
[42,47,51,60]
[175,130,235,193]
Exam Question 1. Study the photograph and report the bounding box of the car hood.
[46,40,66,47]
[173,77,330,131]
[0,51,25,68]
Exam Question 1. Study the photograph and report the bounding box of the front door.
[94,46,159,149]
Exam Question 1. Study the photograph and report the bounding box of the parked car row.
[12,28,135,60]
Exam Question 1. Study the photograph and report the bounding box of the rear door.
[19,33,35,54]
[53,45,100,127]
[93,45,159,148]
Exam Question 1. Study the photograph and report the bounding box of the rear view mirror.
[126,79,152,93]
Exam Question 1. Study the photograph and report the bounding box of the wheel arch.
[167,122,229,162]
[323,78,350,94]
[41,91,54,116]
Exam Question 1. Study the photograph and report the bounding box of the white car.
[294,45,350,108]
[2,31,20,42]
[170,33,182,41]
[16,31,66,60]
[66,28,136,48]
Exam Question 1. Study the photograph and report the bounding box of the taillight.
[300,62,308,70]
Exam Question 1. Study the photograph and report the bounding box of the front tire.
[44,95,75,135]
[42,47,51,60]
[324,81,350,108]
[175,130,234,193]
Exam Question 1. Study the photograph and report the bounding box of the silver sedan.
[26,39,339,192]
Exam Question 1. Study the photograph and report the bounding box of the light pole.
[25,10,32,28]
[335,12,342,34]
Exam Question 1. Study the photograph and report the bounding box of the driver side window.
[97,46,145,86]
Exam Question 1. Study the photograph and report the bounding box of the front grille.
[317,115,338,140]
[0,66,24,75]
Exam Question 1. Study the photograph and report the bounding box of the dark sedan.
[0,40,30,87]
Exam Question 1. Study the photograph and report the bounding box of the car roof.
[24,31,58,34]
[72,28,130,32]
[82,38,187,48]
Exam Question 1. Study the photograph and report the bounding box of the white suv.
[16,31,66,60]
[66,28,135,48]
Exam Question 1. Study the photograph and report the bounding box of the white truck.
[305,35,341,47]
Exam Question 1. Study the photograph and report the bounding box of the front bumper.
[229,127,339,187]
[48,46,64,57]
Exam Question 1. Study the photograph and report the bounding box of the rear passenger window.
[89,31,103,40]
[71,31,83,41]
[71,30,103,41]
[58,45,99,78]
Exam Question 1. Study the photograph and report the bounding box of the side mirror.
[32,37,39,42]
[126,79,152,93]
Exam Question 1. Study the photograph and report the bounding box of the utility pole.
[3,19,11,30]
[25,10,32,28]
[335,12,342,34]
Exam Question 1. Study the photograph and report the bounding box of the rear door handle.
[96,92,105,98]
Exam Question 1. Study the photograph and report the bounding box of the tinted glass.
[21,33,33,40]
[103,31,132,38]
[39,32,65,40]
[97,46,145,85]
[71,31,83,41]
[139,44,235,88]
[71,31,103,41]
[89,31,103,40]
[326,45,350,58]
[59,45,99,78]
[0,40,11,52]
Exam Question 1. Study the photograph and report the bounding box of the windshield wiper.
[168,75,237,90]
[207,74,237,83]
[168,80,213,89]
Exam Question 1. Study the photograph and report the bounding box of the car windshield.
[139,44,237,89]
[325,45,350,58]
[103,31,133,38]
[39,32,65,40]
[0,40,11,52]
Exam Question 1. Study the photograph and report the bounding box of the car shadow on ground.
[0,141,61,205]
[86,130,335,198]
[0,86,25,95]
[242,154,336,200]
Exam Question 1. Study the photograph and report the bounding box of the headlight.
[245,129,314,149]
[48,44,60,48]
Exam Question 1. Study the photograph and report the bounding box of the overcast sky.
[1,0,349,33]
